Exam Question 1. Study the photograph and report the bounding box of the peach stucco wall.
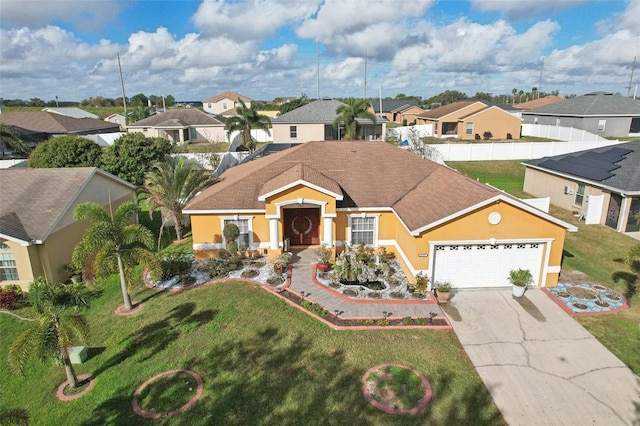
[272,123,326,143]
[457,108,521,140]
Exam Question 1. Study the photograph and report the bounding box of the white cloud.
[470,0,589,19]
[192,0,321,42]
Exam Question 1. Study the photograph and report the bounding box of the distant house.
[105,113,127,127]
[0,167,135,291]
[523,140,640,236]
[513,95,565,111]
[127,109,226,145]
[368,99,425,124]
[42,107,99,119]
[521,92,640,137]
[202,92,253,115]
[416,101,521,140]
[271,98,386,143]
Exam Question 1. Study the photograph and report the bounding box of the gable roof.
[522,92,640,116]
[203,91,253,103]
[0,167,135,245]
[127,109,224,127]
[513,95,565,110]
[417,101,478,119]
[458,105,521,121]
[42,107,98,119]
[185,141,573,232]
[272,99,346,124]
[370,99,420,113]
[524,140,640,193]
[0,112,120,134]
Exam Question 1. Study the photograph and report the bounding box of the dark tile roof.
[524,140,640,192]
[522,92,640,116]
[0,112,120,134]
[272,99,346,124]
[185,141,500,232]
[128,109,224,127]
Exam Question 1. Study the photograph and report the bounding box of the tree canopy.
[225,99,272,152]
[0,124,32,156]
[278,95,310,115]
[28,136,102,168]
[101,133,176,186]
[332,97,377,140]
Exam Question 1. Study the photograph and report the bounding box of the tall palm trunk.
[173,211,183,241]
[117,254,133,311]
[60,346,79,389]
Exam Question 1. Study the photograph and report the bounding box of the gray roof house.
[521,92,640,137]
[126,109,226,145]
[42,107,99,119]
[271,98,386,143]
[368,99,425,124]
[523,140,640,235]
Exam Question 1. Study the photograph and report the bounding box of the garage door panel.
[433,243,542,289]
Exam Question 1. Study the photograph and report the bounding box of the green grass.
[1,274,504,425]
[449,160,640,375]
[137,371,198,413]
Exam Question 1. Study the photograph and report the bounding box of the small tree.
[28,136,102,168]
[8,278,89,389]
[225,99,272,152]
[223,223,240,253]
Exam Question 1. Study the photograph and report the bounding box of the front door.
[605,194,622,229]
[284,208,320,245]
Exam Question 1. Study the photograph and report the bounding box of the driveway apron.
[443,288,640,425]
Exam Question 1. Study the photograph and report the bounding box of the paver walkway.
[287,248,443,319]
[444,289,640,425]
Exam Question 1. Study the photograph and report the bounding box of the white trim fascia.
[183,209,265,215]
[522,112,639,118]
[431,237,553,246]
[257,179,343,201]
[268,198,329,220]
[410,194,577,236]
[0,233,34,246]
[524,163,640,197]
[336,207,394,212]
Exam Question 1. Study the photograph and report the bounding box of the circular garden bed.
[362,364,431,415]
[132,369,203,419]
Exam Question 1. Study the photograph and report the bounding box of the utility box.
[68,346,87,364]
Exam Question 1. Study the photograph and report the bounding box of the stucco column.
[323,216,333,246]
[269,218,279,250]
[618,196,630,233]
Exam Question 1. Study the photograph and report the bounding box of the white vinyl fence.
[521,123,610,142]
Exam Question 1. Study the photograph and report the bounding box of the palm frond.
[8,324,42,375]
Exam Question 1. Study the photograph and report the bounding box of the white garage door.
[432,242,543,288]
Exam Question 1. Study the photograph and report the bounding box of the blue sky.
[1,0,638,102]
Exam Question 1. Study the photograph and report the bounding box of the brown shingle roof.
[418,101,478,119]
[0,112,119,134]
[203,91,253,103]
[259,163,342,199]
[128,109,223,127]
[514,95,565,110]
[185,141,499,232]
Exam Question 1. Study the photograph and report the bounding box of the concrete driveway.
[442,288,640,425]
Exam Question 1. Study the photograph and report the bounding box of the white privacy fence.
[521,124,610,142]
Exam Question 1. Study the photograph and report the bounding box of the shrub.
[0,288,18,310]
[200,259,229,278]
[414,273,429,293]
[160,254,193,281]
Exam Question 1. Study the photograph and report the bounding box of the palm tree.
[0,124,31,155]
[225,99,271,152]
[8,278,89,389]
[72,201,160,312]
[332,98,377,140]
[511,88,518,104]
[127,105,152,125]
[143,156,217,241]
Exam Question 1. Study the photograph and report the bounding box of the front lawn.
[1,274,504,424]
[450,160,640,375]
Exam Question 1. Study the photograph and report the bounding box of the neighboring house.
[416,101,521,140]
[0,111,120,145]
[184,141,575,289]
[513,95,565,111]
[105,113,127,127]
[271,98,386,143]
[0,167,135,291]
[127,109,226,145]
[202,92,253,115]
[42,107,99,119]
[523,140,640,236]
[368,99,425,124]
[521,92,640,137]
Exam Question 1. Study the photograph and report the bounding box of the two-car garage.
[430,241,546,288]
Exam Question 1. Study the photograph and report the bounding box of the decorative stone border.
[132,369,204,419]
[543,285,628,317]
[56,374,96,401]
[362,364,432,415]
[115,301,144,316]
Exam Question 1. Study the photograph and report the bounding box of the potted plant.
[508,268,533,297]
[313,244,332,272]
[271,252,292,273]
[433,281,452,304]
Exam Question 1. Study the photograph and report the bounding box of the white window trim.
[219,216,255,248]
[290,125,297,139]
[574,183,586,207]
[466,122,474,135]
[0,244,19,281]
[347,213,380,246]
[597,119,606,132]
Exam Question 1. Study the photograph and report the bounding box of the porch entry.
[283,207,320,245]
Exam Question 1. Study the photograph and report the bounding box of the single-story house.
[105,113,127,127]
[521,92,640,137]
[0,167,135,291]
[202,92,253,115]
[368,99,425,124]
[42,107,99,119]
[416,101,521,140]
[523,140,640,235]
[127,109,226,145]
[184,141,576,289]
[271,98,387,143]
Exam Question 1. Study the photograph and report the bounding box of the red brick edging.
[362,364,432,415]
[542,286,628,317]
[131,369,204,419]
[115,301,144,316]
[56,374,96,401]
